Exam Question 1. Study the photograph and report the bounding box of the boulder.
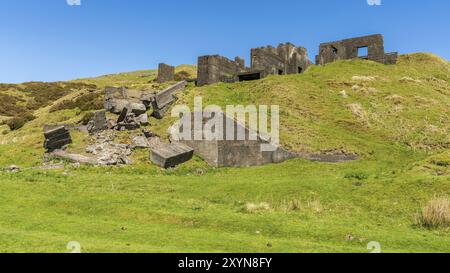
[150,142,194,168]
[127,102,147,116]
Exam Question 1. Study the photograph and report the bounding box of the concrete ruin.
[44,125,73,152]
[151,81,187,119]
[197,43,310,86]
[87,111,108,134]
[104,86,144,114]
[157,63,175,83]
[315,34,398,65]
[171,112,296,167]
[150,142,194,168]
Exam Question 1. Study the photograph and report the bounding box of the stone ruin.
[44,125,72,152]
[157,63,175,83]
[197,43,311,86]
[315,34,398,65]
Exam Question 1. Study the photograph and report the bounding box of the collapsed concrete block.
[44,125,72,152]
[150,142,194,168]
[87,111,108,134]
[151,81,187,119]
[157,63,175,83]
[127,102,147,116]
[104,86,144,114]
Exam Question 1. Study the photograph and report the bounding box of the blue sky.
[0,0,449,83]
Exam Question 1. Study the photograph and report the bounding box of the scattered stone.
[107,119,117,129]
[150,142,194,168]
[86,142,132,166]
[142,129,157,139]
[44,125,72,152]
[50,150,98,165]
[5,165,20,173]
[131,136,150,149]
[127,102,147,116]
[87,110,108,134]
[136,113,149,126]
[117,113,140,131]
[339,90,348,98]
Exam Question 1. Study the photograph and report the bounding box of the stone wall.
[157,63,175,83]
[197,55,245,86]
[315,34,398,65]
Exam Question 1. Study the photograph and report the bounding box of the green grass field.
[0,53,448,253]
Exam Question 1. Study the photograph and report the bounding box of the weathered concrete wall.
[315,34,398,65]
[197,55,245,86]
[251,43,310,76]
[157,63,175,83]
[197,43,310,86]
[173,112,296,167]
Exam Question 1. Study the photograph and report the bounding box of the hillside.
[0,53,449,253]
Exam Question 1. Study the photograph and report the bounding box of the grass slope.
[0,54,448,253]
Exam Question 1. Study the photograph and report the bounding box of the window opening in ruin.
[298,67,303,73]
[278,69,284,75]
[358,46,368,57]
[331,46,338,55]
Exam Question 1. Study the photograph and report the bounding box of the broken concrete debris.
[44,125,72,152]
[87,110,108,134]
[150,142,194,169]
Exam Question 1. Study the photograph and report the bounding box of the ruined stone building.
[197,43,310,86]
[315,34,398,65]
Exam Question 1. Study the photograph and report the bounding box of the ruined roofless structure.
[315,34,398,65]
[197,42,311,86]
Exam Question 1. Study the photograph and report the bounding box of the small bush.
[50,92,103,113]
[416,197,450,229]
[344,172,368,180]
[174,71,191,81]
[6,112,36,130]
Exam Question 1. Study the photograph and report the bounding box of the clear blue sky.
[0,0,449,83]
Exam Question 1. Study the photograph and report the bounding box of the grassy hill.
[0,54,448,253]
